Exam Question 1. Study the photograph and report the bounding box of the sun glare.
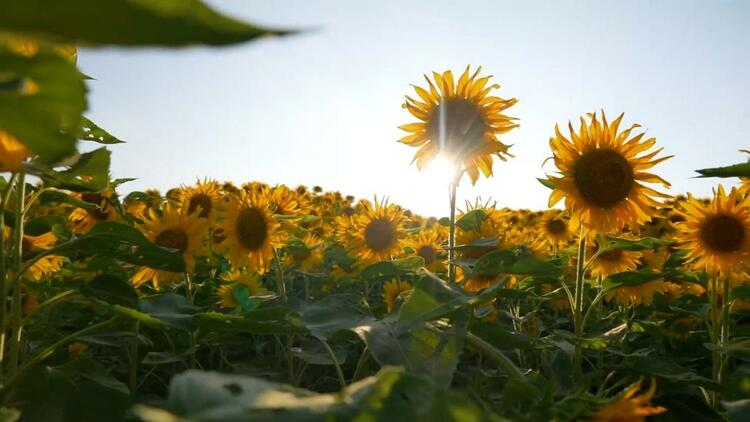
[423,155,459,187]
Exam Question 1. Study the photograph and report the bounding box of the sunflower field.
[1,2,750,422]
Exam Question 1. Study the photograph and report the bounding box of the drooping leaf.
[360,256,425,279]
[537,177,556,190]
[0,0,293,47]
[80,273,139,308]
[455,209,486,231]
[603,236,672,251]
[50,221,185,272]
[139,293,200,331]
[602,270,664,292]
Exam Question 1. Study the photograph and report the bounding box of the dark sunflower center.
[598,249,623,262]
[700,214,745,253]
[81,192,109,220]
[573,149,634,208]
[427,98,487,159]
[417,245,437,264]
[155,229,189,253]
[364,218,397,252]
[235,207,268,251]
[188,193,213,218]
[21,237,35,260]
[545,218,567,235]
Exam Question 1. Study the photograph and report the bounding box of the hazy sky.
[78,0,750,217]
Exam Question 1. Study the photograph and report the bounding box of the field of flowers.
[2,2,750,421]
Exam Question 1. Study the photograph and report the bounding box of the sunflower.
[285,233,324,272]
[588,246,642,279]
[539,210,573,248]
[216,270,267,309]
[338,200,405,265]
[131,204,209,290]
[674,185,750,276]
[19,231,65,281]
[217,190,285,273]
[176,179,223,220]
[604,280,669,307]
[399,66,519,184]
[383,279,412,313]
[547,111,672,234]
[68,190,119,233]
[0,131,31,172]
[589,378,665,422]
[405,228,445,272]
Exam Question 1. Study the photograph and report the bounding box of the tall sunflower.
[131,204,209,290]
[338,200,405,265]
[176,179,222,220]
[547,111,671,234]
[217,190,285,273]
[399,66,519,184]
[674,185,750,276]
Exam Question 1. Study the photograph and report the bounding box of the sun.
[422,155,460,186]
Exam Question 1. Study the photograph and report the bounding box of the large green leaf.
[0,0,291,47]
[602,270,663,292]
[27,147,111,191]
[50,221,185,272]
[602,236,672,251]
[80,117,123,144]
[0,48,85,163]
[695,162,750,178]
[470,248,561,279]
[360,256,425,279]
[455,209,486,231]
[194,309,306,335]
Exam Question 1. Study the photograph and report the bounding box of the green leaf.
[0,0,292,47]
[695,162,750,178]
[79,117,123,144]
[724,399,750,422]
[194,309,306,335]
[456,209,486,231]
[291,338,348,366]
[51,221,185,272]
[732,285,750,301]
[397,272,472,323]
[3,360,130,422]
[139,293,200,331]
[603,236,672,251]
[602,270,663,292]
[537,177,556,190]
[624,355,718,389]
[80,274,139,308]
[27,147,111,192]
[470,321,537,350]
[360,256,425,279]
[111,305,173,330]
[471,248,561,279]
[0,49,85,163]
[653,394,722,422]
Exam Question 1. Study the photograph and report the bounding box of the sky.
[78,0,750,217]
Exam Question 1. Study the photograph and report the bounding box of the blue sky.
[78,0,750,216]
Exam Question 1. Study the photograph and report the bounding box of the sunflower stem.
[719,276,731,402]
[709,278,720,408]
[448,173,459,284]
[320,338,346,391]
[0,173,19,378]
[573,227,587,381]
[8,172,26,377]
[274,250,287,302]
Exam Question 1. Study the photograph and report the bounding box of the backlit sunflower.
[547,111,672,234]
[399,66,519,184]
[176,179,222,220]
[674,185,750,276]
[0,131,31,172]
[339,200,405,265]
[216,270,267,309]
[589,378,665,422]
[405,228,445,272]
[131,204,209,290]
[217,190,285,273]
[604,280,669,307]
[383,279,412,313]
[538,210,573,250]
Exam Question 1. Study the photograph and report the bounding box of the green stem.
[8,173,26,376]
[320,338,346,390]
[351,346,370,383]
[274,250,287,302]
[0,173,19,378]
[129,321,140,396]
[709,278,720,408]
[20,289,78,325]
[719,277,731,399]
[466,332,523,380]
[448,177,458,284]
[573,228,587,380]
